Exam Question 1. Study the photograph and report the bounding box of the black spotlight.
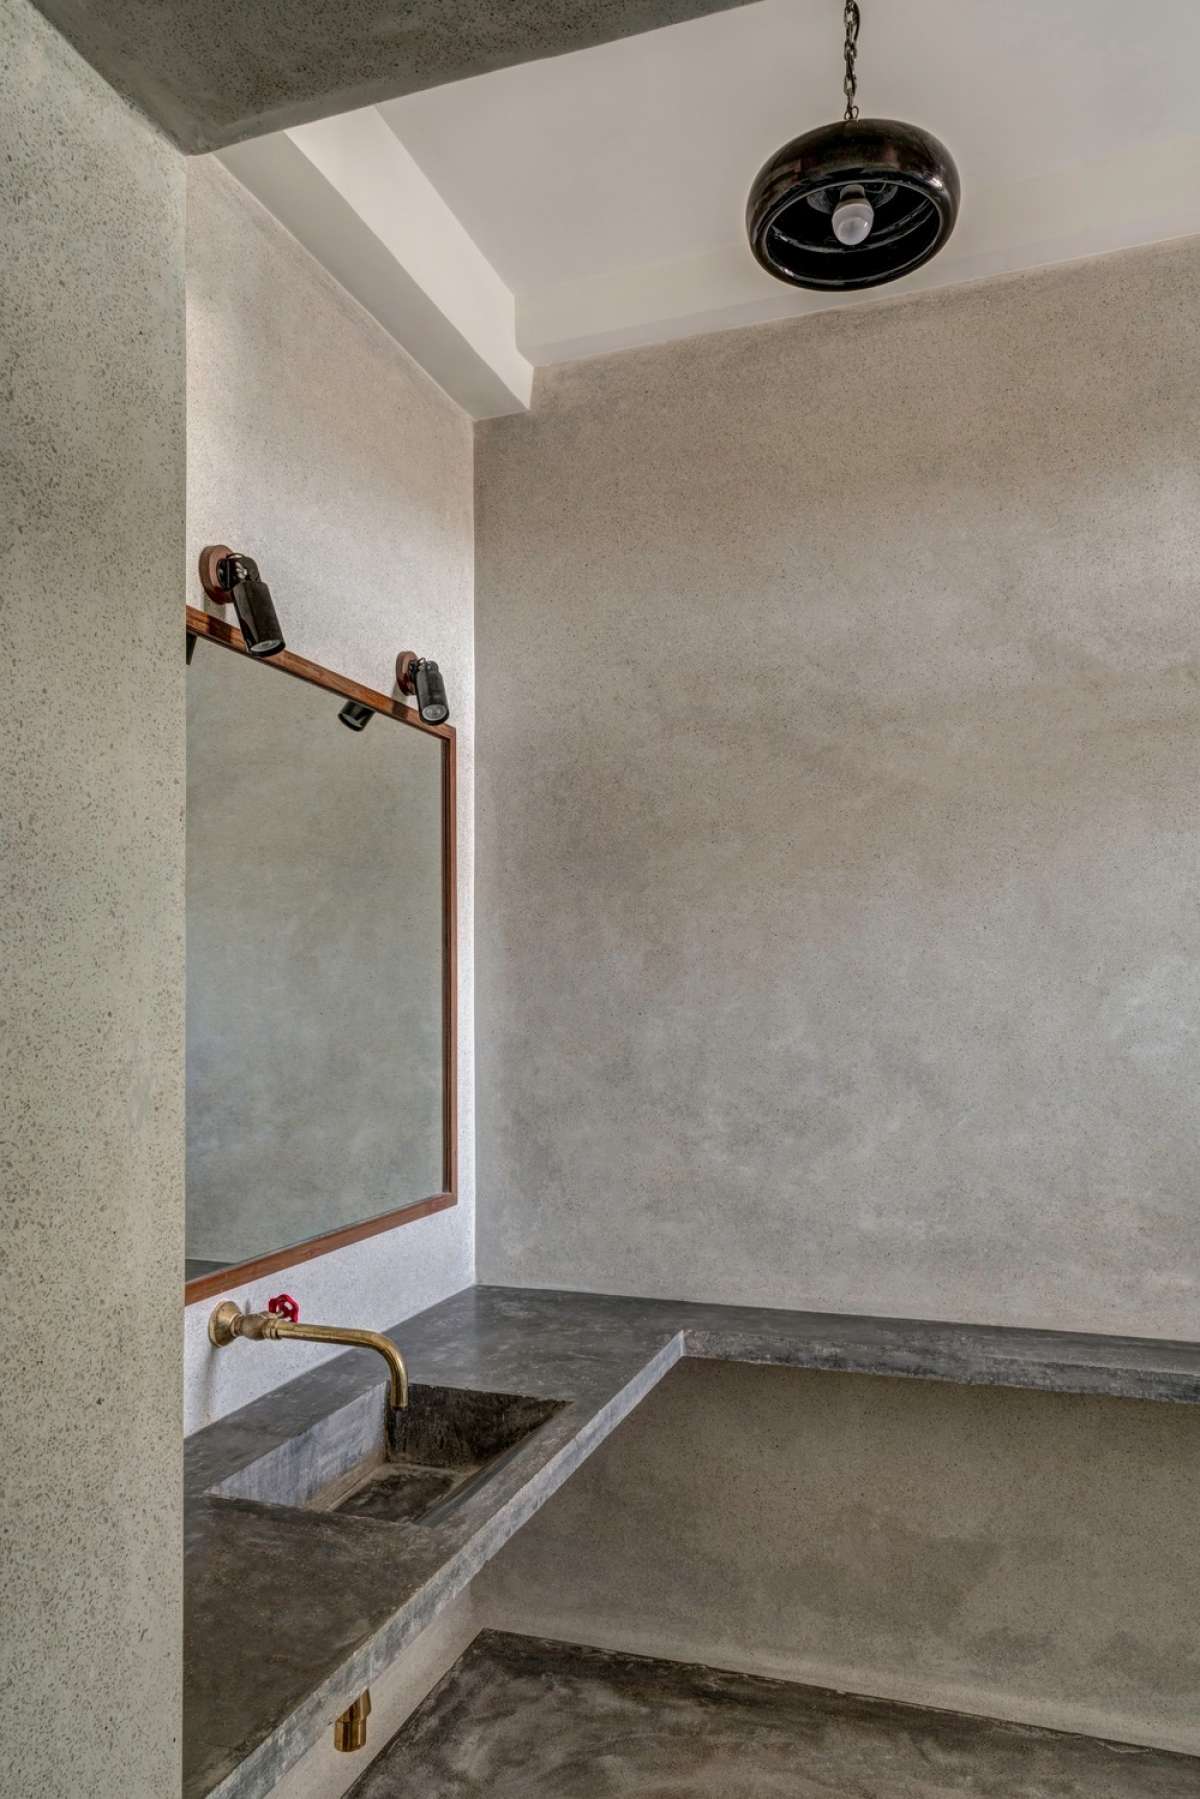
[338,699,374,731]
[198,544,286,658]
[746,2,959,292]
[396,651,450,726]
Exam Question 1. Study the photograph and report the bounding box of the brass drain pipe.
[334,1689,372,1752]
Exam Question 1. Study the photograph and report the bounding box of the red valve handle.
[268,1293,300,1323]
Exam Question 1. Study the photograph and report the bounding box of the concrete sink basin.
[315,1385,565,1526]
[211,1380,566,1526]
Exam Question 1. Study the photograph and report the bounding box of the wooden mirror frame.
[183,605,457,1303]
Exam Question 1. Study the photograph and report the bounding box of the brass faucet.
[208,1301,409,1409]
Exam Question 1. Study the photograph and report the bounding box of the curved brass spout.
[208,1302,408,1408]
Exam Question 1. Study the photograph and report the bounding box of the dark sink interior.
[328,1384,566,1526]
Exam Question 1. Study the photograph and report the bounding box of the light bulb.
[832,185,874,247]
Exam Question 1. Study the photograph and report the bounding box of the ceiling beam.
[223,113,532,419]
[28,0,761,154]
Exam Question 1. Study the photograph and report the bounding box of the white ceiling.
[381,0,1200,291]
[224,0,1200,414]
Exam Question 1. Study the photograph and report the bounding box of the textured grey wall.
[478,1361,1200,1754]
[476,236,1200,1338]
[186,639,443,1266]
[0,0,185,1790]
[184,158,474,1431]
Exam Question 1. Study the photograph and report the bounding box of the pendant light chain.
[842,0,861,121]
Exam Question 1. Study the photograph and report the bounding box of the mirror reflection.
[185,635,448,1286]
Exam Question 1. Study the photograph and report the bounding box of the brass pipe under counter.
[208,1301,409,1409]
[333,1689,372,1752]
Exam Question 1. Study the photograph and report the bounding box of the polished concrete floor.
[347,1631,1200,1798]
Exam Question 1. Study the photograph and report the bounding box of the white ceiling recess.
[221,113,533,419]
[222,0,1200,414]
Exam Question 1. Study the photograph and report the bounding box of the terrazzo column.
[0,0,185,1790]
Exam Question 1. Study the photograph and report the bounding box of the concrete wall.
[183,158,475,1432]
[0,0,185,1790]
[478,1361,1200,1754]
[475,235,1200,1340]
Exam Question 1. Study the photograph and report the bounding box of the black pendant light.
[747,1,959,292]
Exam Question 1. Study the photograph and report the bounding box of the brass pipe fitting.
[334,1689,371,1752]
[208,1302,408,1409]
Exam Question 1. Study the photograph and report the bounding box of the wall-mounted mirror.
[184,608,456,1299]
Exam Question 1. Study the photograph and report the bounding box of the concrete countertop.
[184,1285,1200,1798]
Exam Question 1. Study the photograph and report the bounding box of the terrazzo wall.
[182,159,475,1433]
[0,0,185,1788]
[476,235,1200,1340]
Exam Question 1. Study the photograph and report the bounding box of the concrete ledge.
[185,1285,1200,1796]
